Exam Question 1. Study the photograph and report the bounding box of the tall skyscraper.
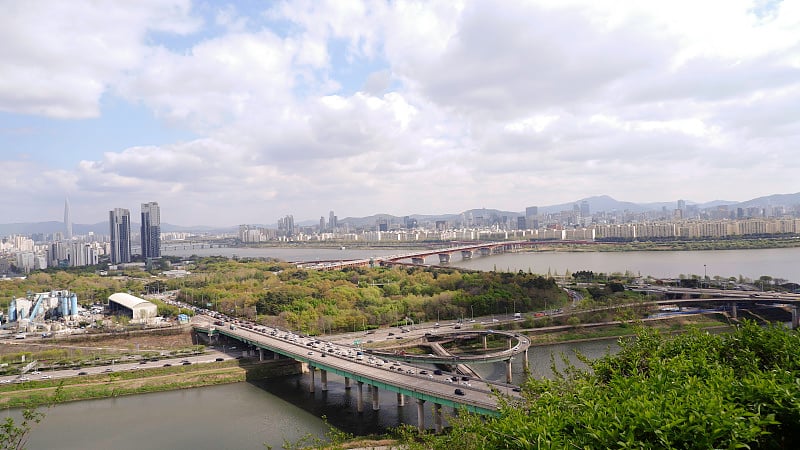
[580,200,590,218]
[109,208,131,264]
[64,197,73,240]
[525,206,539,229]
[141,202,161,258]
[329,210,337,232]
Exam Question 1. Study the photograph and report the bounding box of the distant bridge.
[297,240,595,271]
[628,286,800,328]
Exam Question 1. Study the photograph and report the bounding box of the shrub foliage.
[405,321,800,449]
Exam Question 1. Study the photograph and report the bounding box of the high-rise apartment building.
[329,210,337,232]
[109,208,131,264]
[140,202,161,258]
[278,215,295,236]
[525,206,539,229]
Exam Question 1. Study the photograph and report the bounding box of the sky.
[2,0,799,227]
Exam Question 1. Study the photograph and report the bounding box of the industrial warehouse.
[108,292,158,321]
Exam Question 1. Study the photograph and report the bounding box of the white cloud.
[2,1,800,226]
[0,0,200,119]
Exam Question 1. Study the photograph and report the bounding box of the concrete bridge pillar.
[356,382,364,413]
[730,302,738,319]
[309,366,315,393]
[483,335,488,350]
[461,250,472,259]
[344,377,351,389]
[505,359,513,384]
[416,399,426,433]
[434,403,443,434]
[480,248,491,256]
[371,386,380,411]
[258,348,264,361]
[273,351,280,360]
[438,253,451,264]
[320,370,328,392]
[397,393,405,406]
[507,338,513,350]
[411,257,425,265]
[792,305,799,330]
[523,349,529,372]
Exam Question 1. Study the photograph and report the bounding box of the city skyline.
[3,1,799,226]
[1,190,799,234]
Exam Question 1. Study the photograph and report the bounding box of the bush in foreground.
[399,321,800,449]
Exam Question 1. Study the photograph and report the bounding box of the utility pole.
[704,264,707,288]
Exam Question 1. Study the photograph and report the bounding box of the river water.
[165,246,800,283]
[19,340,618,449]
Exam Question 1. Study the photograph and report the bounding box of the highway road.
[200,317,523,412]
[0,351,235,385]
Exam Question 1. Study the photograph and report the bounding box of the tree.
[0,408,43,450]
[0,386,63,450]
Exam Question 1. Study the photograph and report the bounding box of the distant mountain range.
[2,192,799,236]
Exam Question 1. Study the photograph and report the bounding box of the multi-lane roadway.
[198,316,523,415]
[0,352,234,385]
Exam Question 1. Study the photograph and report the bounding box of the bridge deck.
[195,320,522,415]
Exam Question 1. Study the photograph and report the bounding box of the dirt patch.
[70,331,195,350]
[0,328,195,357]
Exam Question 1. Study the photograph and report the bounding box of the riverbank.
[523,314,734,345]
[0,361,246,408]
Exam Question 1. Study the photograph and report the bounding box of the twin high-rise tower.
[140,202,161,259]
[108,201,161,264]
[109,208,131,264]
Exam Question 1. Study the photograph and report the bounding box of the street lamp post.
[704,264,707,288]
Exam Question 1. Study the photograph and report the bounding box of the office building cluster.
[108,202,161,264]
[239,210,343,242]
[0,200,162,273]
